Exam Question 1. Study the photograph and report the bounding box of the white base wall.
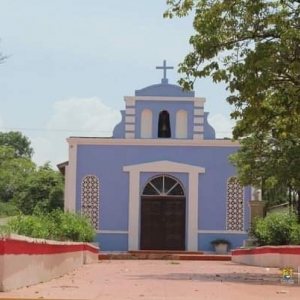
[2,252,83,292]
[0,234,99,292]
[232,246,300,271]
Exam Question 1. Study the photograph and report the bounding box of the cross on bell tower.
[156,60,174,84]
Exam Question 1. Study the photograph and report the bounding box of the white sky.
[0,0,235,167]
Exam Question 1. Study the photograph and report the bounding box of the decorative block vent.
[81,175,99,230]
[226,177,244,231]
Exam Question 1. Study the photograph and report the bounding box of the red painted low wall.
[0,234,99,292]
[232,246,300,270]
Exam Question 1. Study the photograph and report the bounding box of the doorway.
[140,175,186,250]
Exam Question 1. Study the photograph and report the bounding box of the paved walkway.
[1,260,300,300]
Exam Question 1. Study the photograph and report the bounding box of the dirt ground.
[1,260,300,300]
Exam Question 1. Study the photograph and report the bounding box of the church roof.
[135,83,194,97]
[135,60,194,98]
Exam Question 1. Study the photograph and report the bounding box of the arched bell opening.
[158,110,171,138]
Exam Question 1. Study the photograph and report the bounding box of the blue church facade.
[62,61,251,252]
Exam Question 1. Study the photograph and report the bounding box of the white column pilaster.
[187,170,199,251]
[128,170,140,250]
[65,143,77,212]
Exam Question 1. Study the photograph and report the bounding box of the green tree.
[229,133,300,215]
[0,146,35,203]
[0,131,34,158]
[16,163,64,215]
[0,132,64,217]
[165,0,300,219]
[164,0,300,119]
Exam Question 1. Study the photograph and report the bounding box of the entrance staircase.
[98,250,231,261]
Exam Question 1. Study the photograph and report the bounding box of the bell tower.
[113,60,216,140]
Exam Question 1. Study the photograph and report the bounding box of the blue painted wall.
[203,112,216,139]
[199,233,248,252]
[76,144,251,251]
[113,110,125,138]
[95,234,128,252]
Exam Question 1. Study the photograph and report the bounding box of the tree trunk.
[288,186,292,213]
[297,190,300,223]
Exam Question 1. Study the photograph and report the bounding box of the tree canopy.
[0,145,35,203]
[165,0,300,131]
[16,163,64,215]
[0,132,64,215]
[165,1,300,211]
[0,131,34,158]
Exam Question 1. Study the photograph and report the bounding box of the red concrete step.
[98,251,231,261]
[177,254,231,261]
[128,250,204,255]
[99,253,132,260]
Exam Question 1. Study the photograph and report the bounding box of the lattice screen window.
[81,175,99,230]
[226,177,244,231]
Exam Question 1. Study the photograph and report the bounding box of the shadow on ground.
[127,271,299,286]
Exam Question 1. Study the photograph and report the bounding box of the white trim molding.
[198,230,247,234]
[125,124,135,132]
[193,125,204,132]
[193,134,204,140]
[194,108,204,116]
[124,96,205,104]
[125,133,135,139]
[125,116,135,123]
[194,98,206,106]
[67,137,240,147]
[96,230,128,234]
[123,160,205,251]
[124,161,205,174]
[126,108,135,115]
[125,98,136,106]
[193,116,204,124]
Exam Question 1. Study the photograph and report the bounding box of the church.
[60,61,251,252]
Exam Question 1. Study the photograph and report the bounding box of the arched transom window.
[142,175,184,196]
[81,175,100,230]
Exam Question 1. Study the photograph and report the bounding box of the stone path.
[1,260,300,300]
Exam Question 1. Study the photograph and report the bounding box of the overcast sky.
[0,0,234,167]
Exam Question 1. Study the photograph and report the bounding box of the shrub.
[0,201,19,217]
[290,224,300,245]
[250,212,300,246]
[56,210,96,242]
[0,209,96,242]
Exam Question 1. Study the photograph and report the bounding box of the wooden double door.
[140,197,186,250]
